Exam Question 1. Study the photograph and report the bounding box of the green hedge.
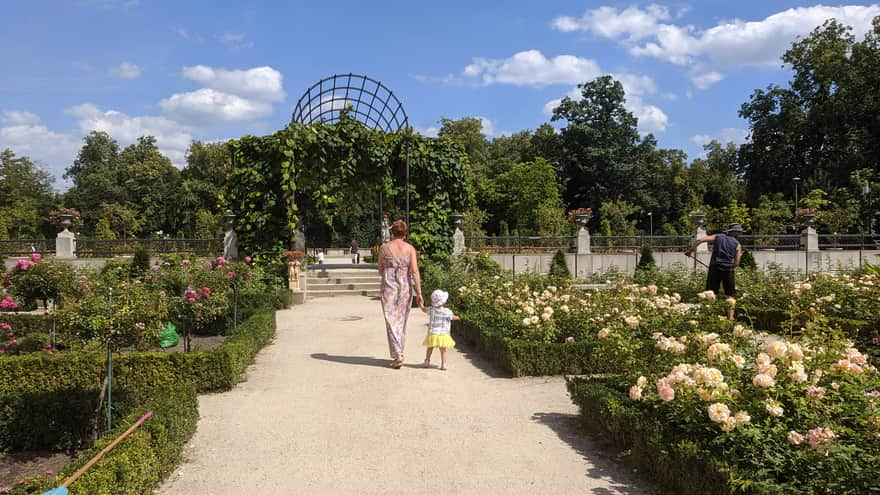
[452,320,597,377]
[566,376,733,494]
[0,308,276,453]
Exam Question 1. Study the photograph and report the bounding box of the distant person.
[686,223,743,298]
[350,239,359,264]
[378,220,424,369]
[317,249,324,268]
[422,289,458,370]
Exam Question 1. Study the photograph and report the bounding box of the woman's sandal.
[390,357,404,369]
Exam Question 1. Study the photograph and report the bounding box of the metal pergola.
[291,74,411,225]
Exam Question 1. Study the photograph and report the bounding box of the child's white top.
[427,306,454,335]
[317,252,324,261]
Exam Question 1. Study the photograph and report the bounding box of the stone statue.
[452,227,465,257]
[380,216,391,244]
[288,261,300,290]
[223,228,238,260]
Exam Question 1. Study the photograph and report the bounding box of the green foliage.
[485,158,566,235]
[548,249,571,279]
[739,249,757,270]
[131,244,150,277]
[636,244,655,271]
[7,257,75,306]
[227,120,470,257]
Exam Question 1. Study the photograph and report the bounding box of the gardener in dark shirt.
[685,223,744,297]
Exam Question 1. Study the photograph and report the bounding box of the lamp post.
[793,176,802,218]
[863,183,872,238]
[647,212,653,247]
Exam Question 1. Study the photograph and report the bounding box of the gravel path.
[158,295,654,495]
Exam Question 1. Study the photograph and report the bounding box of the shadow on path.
[310,353,392,368]
[532,412,657,495]
[451,343,512,379]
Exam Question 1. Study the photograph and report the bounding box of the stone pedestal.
[576,227,591,254]
[801,226,819,252]
[288,260,306,304]
[56,230,76,259]
[694,227,709,252]
[452,228,465,257]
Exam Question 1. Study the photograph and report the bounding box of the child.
[317,249,325,268]
[422,289,459,370]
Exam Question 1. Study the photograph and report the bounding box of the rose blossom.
[788,431,804,445]
[597,328,611,339]
[766,341,788,360]
[657,381,675,401]
[806,427,836,451]
[628,385,643,401]
[753,373,775,389]
[565,336,575,344]
[734,410,750,425]
[807,385,826,399]
[707,403,730,423]
[765,400,784,417]
[31,252,42,262]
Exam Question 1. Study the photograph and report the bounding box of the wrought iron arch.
[291,73,409,133]
[291,73,413,226]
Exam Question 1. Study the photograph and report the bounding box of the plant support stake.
[106,288,113,431]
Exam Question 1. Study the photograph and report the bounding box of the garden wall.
[490,250,880,277]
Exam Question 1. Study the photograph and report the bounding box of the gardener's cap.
[431,289,449,307]
[726,223,744,233]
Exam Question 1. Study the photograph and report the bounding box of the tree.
[738,17,880,205]
[0,149,57,238]
[484,158,566,235]
[751,194,791,245]
[552,75,654,210]
[63,132,125,233]
[597,199,640,237]
[119,136,182,236]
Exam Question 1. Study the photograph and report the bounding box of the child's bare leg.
[425,347,434,363]
[440,348,448,369]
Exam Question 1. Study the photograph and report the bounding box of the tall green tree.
[552,75,655,210]
[738,17,880,207]
[0,149,57,238]
[484,158,566,235]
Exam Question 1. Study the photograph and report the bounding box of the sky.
[1,1,879,190]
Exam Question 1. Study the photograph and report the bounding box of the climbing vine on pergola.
[223,115,471,257]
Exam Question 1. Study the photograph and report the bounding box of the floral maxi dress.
[381,256,412,359]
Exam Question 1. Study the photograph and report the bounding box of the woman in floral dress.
[377,220,424,368]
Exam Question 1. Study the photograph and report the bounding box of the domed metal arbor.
[291,74,412,224]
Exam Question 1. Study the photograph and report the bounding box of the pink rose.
[181,259,190,266]
[151,265,160,271]
[245,256,252,263]
[31,252,42,262]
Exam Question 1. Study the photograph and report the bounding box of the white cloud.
[173,26,189,39]
[1,110,41,126]
[416,126,439,138]
[691,127,750,147]
[690,70,724,89]
[463,50,601,86]
[0,114,81,183]
[555,4,880,89]
[219,32,254,49]
[160,89,273,124]
[109,62,142,79]
[691,134,713,147]
[66,103,192,165]
[182,65,285,102]
[552,4,671,40]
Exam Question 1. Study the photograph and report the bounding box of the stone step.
[308,282,381,291]
[309,289,381,298]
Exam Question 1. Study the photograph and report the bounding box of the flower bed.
[0,306,278,493]
[426,256,880,491]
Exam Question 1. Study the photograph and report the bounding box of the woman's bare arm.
[408,244,424,309]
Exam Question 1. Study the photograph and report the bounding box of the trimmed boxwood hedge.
[452,319,598,377]
[0,305,279,493]
[566,375,733,494]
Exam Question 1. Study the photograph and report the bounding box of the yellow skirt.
[422,333,456,348]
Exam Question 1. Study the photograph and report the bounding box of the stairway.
[306,268,381,298]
